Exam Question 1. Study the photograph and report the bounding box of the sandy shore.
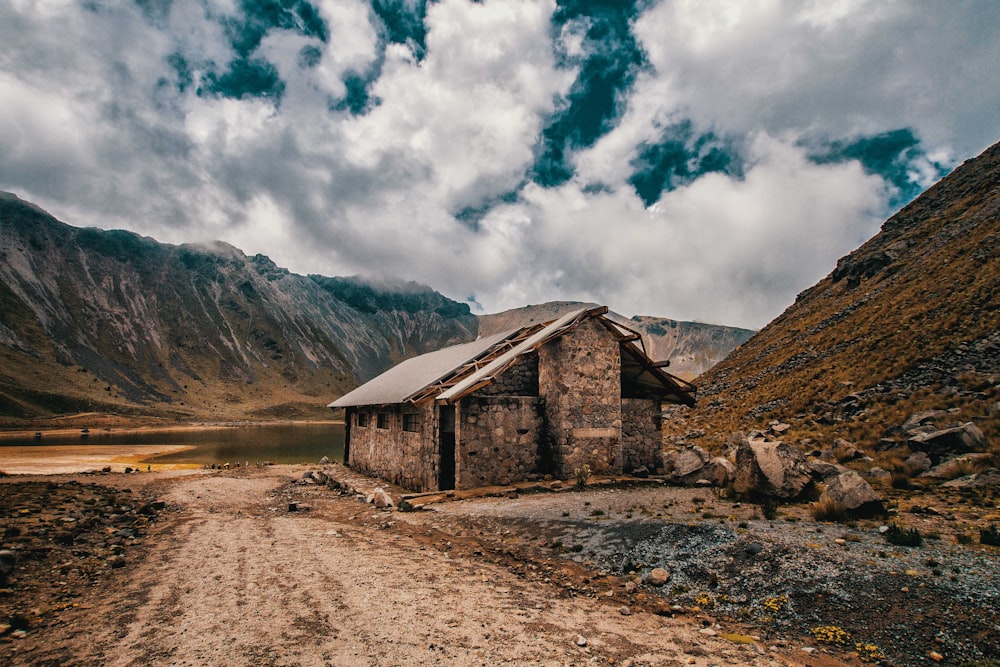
[0,444,199,475]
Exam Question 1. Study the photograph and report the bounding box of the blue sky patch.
[808,129,948,208]
[370,0,429,61]
[531,0,651,187]
[199,57,285,101]
[629,122,741,206]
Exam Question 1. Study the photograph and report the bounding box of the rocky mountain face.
[663,140,1000,460]
[0,193,476,422]
[478,302,755,381]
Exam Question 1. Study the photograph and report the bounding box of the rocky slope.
[0,193,477,422]
[663,140,1000,455]
[478,302,755,381]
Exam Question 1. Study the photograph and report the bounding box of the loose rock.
[647,567,670,586]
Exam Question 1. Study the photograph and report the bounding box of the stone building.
[328,306,695,492]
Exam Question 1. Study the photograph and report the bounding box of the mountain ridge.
[663,139,1000,452]
[0,192,477,421]
[0,193,752,424]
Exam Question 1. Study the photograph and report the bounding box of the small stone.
[800,647,817,654]
[372,488,394,508]
[575,634,588,647]
[619,605,632,616]
[699,628,718,636]
[929,650,944,662]
[11,629,27,639]
[319,456,330,465]
[647,567,670,586]
[624,581,637,594]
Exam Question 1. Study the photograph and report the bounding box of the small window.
[402,413,420,432]
[377,412,389,429]
[356,412,370,428]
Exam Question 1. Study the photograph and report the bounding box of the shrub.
[810,625,852,645]
[757,496,779,520]
[574,464,591,487]
[762,595,788,613]
[950,456,989,479]
[693,592,715,608]
[890,471,912,490]
[884,523,923,547]
[981,524,1000,547]
[856,642,885,663]
[811,497,850,523]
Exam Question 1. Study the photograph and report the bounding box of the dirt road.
[3,467,816,666]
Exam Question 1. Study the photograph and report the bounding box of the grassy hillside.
[665,141,1000,454]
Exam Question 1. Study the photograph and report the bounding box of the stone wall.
[621,397,662,471]
[474,353,539,396]
[455,396,543,488]
[348,405,438,491]
[538,318,623,477]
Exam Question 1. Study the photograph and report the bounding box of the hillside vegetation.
[664,141,1000,453]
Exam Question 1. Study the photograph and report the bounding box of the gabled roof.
[328,306,696,408]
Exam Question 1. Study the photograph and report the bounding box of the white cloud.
[632,0,1000,153]
[1,0,998,332]
[470,134,884,328]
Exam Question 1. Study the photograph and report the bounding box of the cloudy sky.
[2,1,998,329]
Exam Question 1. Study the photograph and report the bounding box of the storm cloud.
[2,0,998,328]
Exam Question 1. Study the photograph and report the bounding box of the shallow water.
[0,423,345,466]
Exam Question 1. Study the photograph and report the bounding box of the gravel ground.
[424,484,1000,666]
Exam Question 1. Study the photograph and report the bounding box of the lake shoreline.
[0,420,346,474]
[0,417,345,441]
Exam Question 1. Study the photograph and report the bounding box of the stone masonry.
[342,313,681,492]
[538,318,623,477]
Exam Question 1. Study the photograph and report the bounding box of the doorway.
[438,405,456,491]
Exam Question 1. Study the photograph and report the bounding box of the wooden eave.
[406,324,545,406]
[433,306,609,405]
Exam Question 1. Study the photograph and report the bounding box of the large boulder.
[901,410,947,435]
[820,471,883,517]
[920,453,994,480]
[942,468,1000,490]
[909,422,987,462]
[807,459,849,481]
[664,445,711,485]
[699,457,735,487]
[734,439,813,499]
[903,451,933,474]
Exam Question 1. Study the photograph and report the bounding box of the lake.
[0,423,345,473]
